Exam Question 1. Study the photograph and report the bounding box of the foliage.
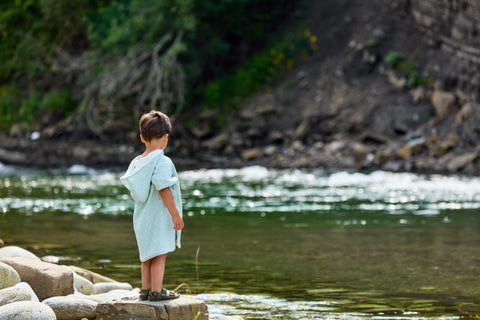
[384,51,433,88]
[199,27,317,112]
[0,0,306,134]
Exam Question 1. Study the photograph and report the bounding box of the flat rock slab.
[96,295,208,320]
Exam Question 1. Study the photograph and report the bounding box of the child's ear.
[140,134,146,143]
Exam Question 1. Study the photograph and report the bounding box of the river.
[1,163,479,319]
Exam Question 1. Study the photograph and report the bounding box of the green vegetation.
[384,51,433,88]
[0,0,308,134]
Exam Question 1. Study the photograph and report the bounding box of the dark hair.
[139,110,172,142]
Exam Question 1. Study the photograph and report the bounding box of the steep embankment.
[1,0,479,174]
[173,0,480,174]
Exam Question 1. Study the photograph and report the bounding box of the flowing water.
[1,163,480,319]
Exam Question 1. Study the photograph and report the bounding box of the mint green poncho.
[120,149,182,262]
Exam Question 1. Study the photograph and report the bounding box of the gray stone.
[43,296,98,320]
[93,282,132,294]
[0,282,38,306]
[431,90,456,119]
[64,267,94,295]
[95,295,208,320]
[0,301,56,320]
[1,257,74,301]
[0,246,40,261]
[68,265,118,284]
[74,289,138,303]
[0,262,21,289]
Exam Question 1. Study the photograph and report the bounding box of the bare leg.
[141,259,152,290]
[151,254,167,292]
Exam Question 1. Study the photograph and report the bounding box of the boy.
[120,110,184,301]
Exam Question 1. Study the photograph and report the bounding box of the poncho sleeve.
[151,157,178,190]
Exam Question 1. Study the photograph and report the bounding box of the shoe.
[149,288,180,301]
[139,289,150,300]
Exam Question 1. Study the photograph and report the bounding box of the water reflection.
[1,164,480,319]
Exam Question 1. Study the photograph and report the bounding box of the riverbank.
[0,245,242,320]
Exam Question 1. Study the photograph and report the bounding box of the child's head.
[139,110,172,142]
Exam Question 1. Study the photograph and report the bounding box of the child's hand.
[172,214,184,230]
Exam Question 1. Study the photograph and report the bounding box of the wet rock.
[68,265,117,284]
[95,295,208,320]
[43,296,98,320]
[0,257,74,300]
[0,246,40,260]
[0,301,56,319]
[93,282,133,294]
[0,261,21,289]
[431,90,456,119]
[0,282,38,306]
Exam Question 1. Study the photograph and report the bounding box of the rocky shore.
[0,243,241,320]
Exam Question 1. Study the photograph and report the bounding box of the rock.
[386,70,406,90]
[0,301,56,320]
[76,289,139,303]
[95,295,208,320]
[210,315,245,320]
[431,90,456,119]
[43,296,98,320]
[0,261,21,289]
[447,152,478,171]
[410,87,428,104]
[397,138,425,160]
[93,282,133,294]
[430,134,460,156]
[0,246,40,260]
[455,102,478,126]
[202,134,229,151]
[68,268,94,295]
[68,265,118,284]
[1,257,74,300]
[0,239,4,248]
[241,148,263,161]
[0,282,38,306]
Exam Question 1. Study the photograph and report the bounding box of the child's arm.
[159,187,184,230]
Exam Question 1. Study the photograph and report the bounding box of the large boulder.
[0,246,40,260]
[68,265,117,284]
[0,301,56,319]
[1,257,74,300]
[43,296,98,320]
[95,295,209,320]
[0,261,21,289]
[0,282,38,306]
[75,289,138,303]
[63,267,94,295]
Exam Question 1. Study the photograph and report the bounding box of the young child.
[120,110,184,301]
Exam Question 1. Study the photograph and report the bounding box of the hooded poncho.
[120,149,182,262]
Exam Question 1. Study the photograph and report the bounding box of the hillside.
[1,0,479,175]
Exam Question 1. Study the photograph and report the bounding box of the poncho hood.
[120,149,163,203]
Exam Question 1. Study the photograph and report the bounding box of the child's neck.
[142,142,165,158]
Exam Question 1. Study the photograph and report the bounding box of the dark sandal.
[149,288,180,301]
[139,289,150,300]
